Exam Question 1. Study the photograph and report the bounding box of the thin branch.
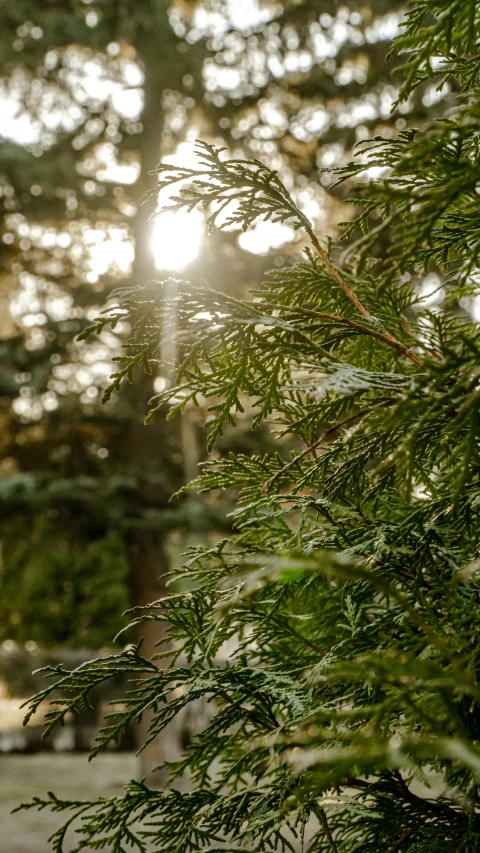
[314,807,340,853]
[307,228,372,319]
[265,302,425,361]
[345,775,445,816]
[306,227,424,368]
[393,814,434,848]
[218,690,278,732]
[262,400,395,495]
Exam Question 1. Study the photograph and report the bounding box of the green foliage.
[21,2,480,850]
[0,522,130,648]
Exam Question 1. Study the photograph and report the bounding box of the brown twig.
[262,400,394,495]
[266,302,425,363]
[393,813,435,848]
[306,228,424,368]
[346,774,445,815]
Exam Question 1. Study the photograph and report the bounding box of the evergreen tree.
[19,1,480,849]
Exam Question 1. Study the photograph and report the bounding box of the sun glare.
[151,207,204,271]
[150,141,206,271]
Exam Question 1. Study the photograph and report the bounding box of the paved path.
[0,753,139,853]
[1,753,316,852]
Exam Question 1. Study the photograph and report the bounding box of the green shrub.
[1,521,129,648]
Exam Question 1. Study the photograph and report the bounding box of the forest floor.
[0,752,139,853]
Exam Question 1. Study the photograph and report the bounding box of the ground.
[2,751,323,852]
[0,752,139,853]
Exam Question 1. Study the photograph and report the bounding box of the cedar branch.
[262,400,394,495]
[306,228,424,368]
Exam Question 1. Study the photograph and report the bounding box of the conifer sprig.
[153,140,423,367]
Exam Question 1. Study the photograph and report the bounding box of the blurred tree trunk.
[125,4,182,786]
[128,531,181,786]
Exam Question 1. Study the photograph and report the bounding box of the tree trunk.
[125,2,184,786]
[127,532,185,786]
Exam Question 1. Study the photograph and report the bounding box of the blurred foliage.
[0,522,129,648]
